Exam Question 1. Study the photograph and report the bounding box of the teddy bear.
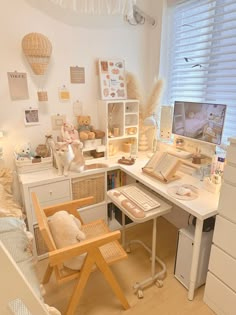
[14,142,34,160]
[77,115,96,141]
[61,122,80,144]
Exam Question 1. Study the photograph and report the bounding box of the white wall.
[0,0,164,170]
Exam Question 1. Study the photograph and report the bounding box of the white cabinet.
[204,136,236,315]
[98,99,139,158]
[18,169,108,258]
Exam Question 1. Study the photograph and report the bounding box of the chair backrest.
[31,192,57,252]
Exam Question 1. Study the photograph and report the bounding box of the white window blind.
[166,0,236,143]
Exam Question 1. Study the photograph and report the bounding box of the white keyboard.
[120,185,160,211]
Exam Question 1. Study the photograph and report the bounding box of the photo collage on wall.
[98,59,127,100]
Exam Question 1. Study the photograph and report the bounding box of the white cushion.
[48,211,86,270]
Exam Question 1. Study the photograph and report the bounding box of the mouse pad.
[167,184,198,200]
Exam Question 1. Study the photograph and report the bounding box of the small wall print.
[98,59,127,100]
[51,114,66,130]
[24,108,39,126]
[7,71,29,100]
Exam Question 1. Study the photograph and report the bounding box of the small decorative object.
[70,66,85,84]
[37,90,48,102]
[98,59,127,100]
[138,134,149,151]
[122,142,132,153]
[61,122,80,144]
[14,142,34,160]
[51,114,66,130]
[77,115,95,140]
[118,156,135,165]
[77,115,105,141]
[175,137,184,148]
[35,144,50,158]
[58,85,70,101]
[192,147,202,164]
[7,71,29,100]
[22,32,52,75]
[203,176,221,194]
[24,108,39,126]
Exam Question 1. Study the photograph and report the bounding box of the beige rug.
[36,218,215,315]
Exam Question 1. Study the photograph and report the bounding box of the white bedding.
[0,168,23,218]
[184,118,208,137]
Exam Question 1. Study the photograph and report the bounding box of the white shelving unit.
[204,136,236,315]
[98,99,139,159]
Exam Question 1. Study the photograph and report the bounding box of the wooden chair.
[31,192,130,315]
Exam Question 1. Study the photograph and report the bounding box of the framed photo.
[98,59,127,100]
[24,108,39,126]
[51,114,66,130]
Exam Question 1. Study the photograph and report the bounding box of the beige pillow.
[48,211,86,270]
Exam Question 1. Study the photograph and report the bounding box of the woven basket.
[72,173,105,204]
[22,32,52,75]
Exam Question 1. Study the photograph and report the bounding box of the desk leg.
[121,211,126,247]
[151,218,157,277]
[188,218,203,301]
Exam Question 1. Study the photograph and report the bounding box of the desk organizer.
[203,177,221,194]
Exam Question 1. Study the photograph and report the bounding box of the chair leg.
[42,264,53,284]
[66,254,94,315]
[93,248,130,310]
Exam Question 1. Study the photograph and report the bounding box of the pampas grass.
[144,79,163,119]
[126,72,164,122]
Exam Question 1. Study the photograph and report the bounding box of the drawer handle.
[49,191,53,195]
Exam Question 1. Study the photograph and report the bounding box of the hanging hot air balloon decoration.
[22,32,52,75]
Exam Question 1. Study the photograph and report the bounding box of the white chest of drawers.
[204,137,236,314]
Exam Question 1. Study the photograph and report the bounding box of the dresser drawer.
[204,272,236,315]
[209,245,236,292]
[223,165,236,185]
[213,215,236,258]
[29,180,71,204]
[218,183,236,223]
[29,179,71,224]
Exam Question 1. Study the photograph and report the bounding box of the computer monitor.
[172,101,226,145]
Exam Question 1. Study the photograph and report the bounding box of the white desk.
[118,158,219,300]
[18,156,219,301]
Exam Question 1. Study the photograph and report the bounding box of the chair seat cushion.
[48,211,86,270]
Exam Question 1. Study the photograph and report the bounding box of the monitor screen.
[172,101,226,145]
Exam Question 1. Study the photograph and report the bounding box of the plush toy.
[77,115,105,140]
[77,116,96,141]
[14,142,34,160]
[48,210,86,270]
[61,122,80,144]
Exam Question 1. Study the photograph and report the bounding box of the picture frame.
[24,108,40,126]
[51,114,66,130]
[98,59,127,100]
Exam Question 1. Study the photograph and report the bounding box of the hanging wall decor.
[70,66,85,83]
[98,59,127,100]
[7,71,29,100]
[24,107,40,126]
[22,32,52,75]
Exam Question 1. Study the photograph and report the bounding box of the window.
[163,0,236,144]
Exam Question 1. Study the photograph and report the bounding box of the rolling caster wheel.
[126,246,131,253]
[137,289,144,299]
[156,280,163,288]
